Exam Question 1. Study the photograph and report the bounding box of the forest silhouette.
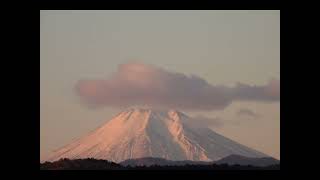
[40,158,280,170]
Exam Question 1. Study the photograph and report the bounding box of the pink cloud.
[75,62,280,110]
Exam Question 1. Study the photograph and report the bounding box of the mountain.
[43,108,268,163]
[214,154,280,167]
[120,157,212,167]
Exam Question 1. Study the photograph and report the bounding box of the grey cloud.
[236,108,260,118]
[75,62,280,110]
[230,79,280,101]
[185,115,223,128]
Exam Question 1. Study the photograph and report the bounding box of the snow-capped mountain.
[43,108,267,163]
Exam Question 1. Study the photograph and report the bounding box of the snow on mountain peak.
[43,108,268,163]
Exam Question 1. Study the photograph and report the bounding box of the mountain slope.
[43,108,268,163]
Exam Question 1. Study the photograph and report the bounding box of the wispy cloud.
[75,62,280,111]
[236,108,260,118]
[185,115,223,128]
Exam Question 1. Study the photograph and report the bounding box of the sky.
[40,10,280,160]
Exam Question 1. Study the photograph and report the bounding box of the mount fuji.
[43,108,268,163]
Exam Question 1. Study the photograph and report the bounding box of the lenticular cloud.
[75,62,280,110]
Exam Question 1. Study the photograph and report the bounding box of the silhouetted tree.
[40,158,280,170]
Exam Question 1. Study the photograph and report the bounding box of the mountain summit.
[44,108,267,163]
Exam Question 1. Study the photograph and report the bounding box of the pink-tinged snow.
[43,108,267,163]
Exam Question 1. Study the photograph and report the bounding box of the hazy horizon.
[40,10,280,160]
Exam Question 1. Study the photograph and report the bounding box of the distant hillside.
[40,158,280,170]
[215,154,280,167]
[120,157,212,167]
[120,155,279,167]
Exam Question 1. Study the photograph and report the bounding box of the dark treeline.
[40,158,280,170]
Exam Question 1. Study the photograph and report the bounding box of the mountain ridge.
[120,156,213,167]
[215,154,280,167]
[119,155,279,167]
